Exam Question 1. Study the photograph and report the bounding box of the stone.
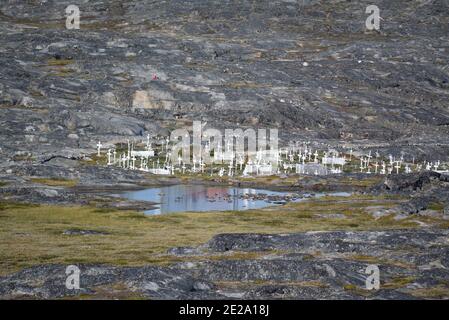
[444,206,449,216]
[67,133,79,140]
[132,89,175,110]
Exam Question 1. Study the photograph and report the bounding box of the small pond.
[122,184,351,215]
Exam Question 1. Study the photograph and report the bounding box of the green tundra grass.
[2,194,447,276]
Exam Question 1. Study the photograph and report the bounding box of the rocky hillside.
[1,0,449,167]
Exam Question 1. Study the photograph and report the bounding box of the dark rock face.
[371,172,449,216]
[0,0,449,168]
[383,172,442,192]
[204,230,449,256]
[1,229,448,299]
[0,264,218,299]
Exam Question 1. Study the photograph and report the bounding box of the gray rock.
[62,229,109,236]
[0,0,448,167]
[444,206,449,216]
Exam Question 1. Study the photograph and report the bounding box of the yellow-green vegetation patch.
[345,254,415,269]
[409,285,449,299]
[0,181,8,187]
[347,254,382,264]
[427,202,445,211]
[12,154,35,162]
[80,153,108,166]
[0,201,39,211]
[47,58,74,66]
[343,283,373,297]
[68,282,146,300]
[30,178,79,187]
[50,69,76,78]
[383,276,416,289]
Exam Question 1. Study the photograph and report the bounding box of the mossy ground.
[1,193,446,276]
[30,178,79,188]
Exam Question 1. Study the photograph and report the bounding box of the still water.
[122,184,350,215]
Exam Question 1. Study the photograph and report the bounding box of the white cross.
[131,155,136,170]
[96,141,102,156]
[367,151,372,167]
[394,161,401,174]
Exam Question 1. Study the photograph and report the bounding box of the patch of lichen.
[47,58,74,67]
[30,177,79,187]
[347,254,415,269]
[427,202,445,211]
[383,276,416,289]
[342,284,373,297]
[80,153,108,166]
[0,201,39,212]
[68,282,147,300]
[12,154,35,162]
[49,68,77,77]
[409,285,449,299]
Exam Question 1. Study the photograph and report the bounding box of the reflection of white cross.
[122,154,127,168]
[97,141,102,156]
[200,160,205,173]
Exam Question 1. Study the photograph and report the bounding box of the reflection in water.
[122,185,351,215]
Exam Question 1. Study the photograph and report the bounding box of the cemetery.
[97,134,448,178]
